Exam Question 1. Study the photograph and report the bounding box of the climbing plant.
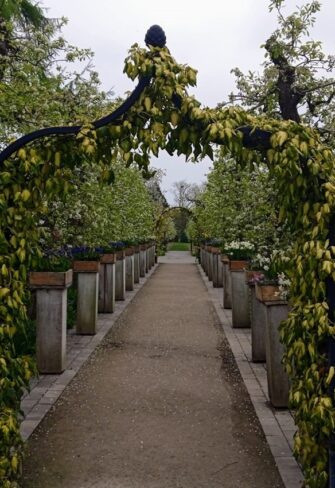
[0,23,335,488]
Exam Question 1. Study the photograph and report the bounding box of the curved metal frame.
[0,22,271,165]
[0,75,152,164]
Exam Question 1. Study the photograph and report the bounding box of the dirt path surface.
[22,252,284,488]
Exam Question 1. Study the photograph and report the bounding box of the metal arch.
[0,20,272,165]
[155,206,193,231]
[0,75,152,164]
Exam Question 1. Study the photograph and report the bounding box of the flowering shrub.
[251,253,271,272]
[222,240,255,260]
[277,272,291,300]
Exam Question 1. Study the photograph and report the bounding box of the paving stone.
[20,420,41,440]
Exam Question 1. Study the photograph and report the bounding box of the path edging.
[197,263,303,488]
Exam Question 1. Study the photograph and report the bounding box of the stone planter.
[264,300,290,408]
[115,250,126,300]
[98,254,116,313]
[231,269,250,328]
[140,244,147,277]
[125,248,135,291]
[133,246,140,284]
[222,257,232,309]
[248,283,267,362]
[29,269,73,374]
[73,261,100,335]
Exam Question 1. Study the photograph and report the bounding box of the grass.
[168,242,190,251]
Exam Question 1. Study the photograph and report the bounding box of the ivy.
[0,34,334,488]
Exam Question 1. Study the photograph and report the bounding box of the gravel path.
[21,253,284,487]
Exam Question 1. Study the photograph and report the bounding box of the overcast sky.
[41,0,334,203]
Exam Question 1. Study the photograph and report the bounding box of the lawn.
[168,242,190,251]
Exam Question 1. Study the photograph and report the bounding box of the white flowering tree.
[43,159,156,248]
[191,153,283,249]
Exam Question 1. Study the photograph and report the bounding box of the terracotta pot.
[73,260,100,273]
[255,282,280,302]
[100,253,116,264]
[29,269,73,289]
[229,260,248,271]
[125,247,134,256]
[116,250,125,261]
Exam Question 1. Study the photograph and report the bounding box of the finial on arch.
[145,25,166,48]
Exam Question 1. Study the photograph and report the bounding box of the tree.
[171,180,202,209]
[43,160,156,248]
[145,170,169,208]
[0,2,114,146]
[0,0,46,79]
[229,0,335,143]
[191,152,288,253]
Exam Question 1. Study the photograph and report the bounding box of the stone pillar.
[147,245,151,270]
[140,245,146,277]
[212,252,218,287]
[222,259,232,309]
[249,284,267,362]
[265,301,289,408]
[74,261,100,335]
[212,248,221,288]
[115,250,126,300]
[134,246,140,284]
[98,254,116,313]
[205,249,209,277]
[203,247,208,275]
[151,245,156,267]
[145,245,150,273]
[231,270,251,328]
[218,256,223,287]
[208,247,213,282]
[125,248,135,291]
[29,270,73,374]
